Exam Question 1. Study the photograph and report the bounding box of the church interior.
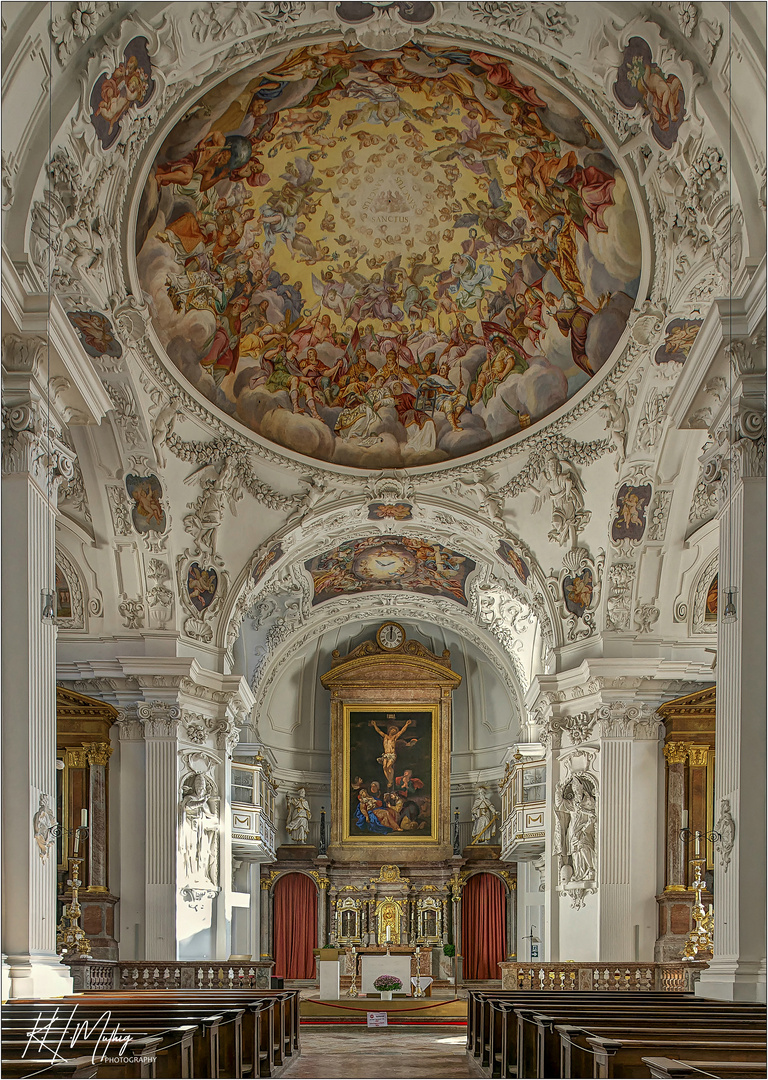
[1,2,766,1078]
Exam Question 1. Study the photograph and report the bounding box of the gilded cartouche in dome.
[136,41,642,469]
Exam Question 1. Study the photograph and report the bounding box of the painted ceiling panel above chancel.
[135,40,642,470]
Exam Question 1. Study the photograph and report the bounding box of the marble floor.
[283,1028,482,1079]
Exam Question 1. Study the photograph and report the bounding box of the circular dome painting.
[136,42,642,469]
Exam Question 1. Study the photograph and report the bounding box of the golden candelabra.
[681,862,713,961]
[347,946,358,997]
[56,858,91,958]
[413,945,424,998]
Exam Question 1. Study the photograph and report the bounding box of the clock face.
[352,544,416,583]
[378,623,404,649]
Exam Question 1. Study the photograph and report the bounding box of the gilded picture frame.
[342,705,438,843]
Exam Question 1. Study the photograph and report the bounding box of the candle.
[81,809,88,827]
[695,831,701,856]
[386,926,391,942]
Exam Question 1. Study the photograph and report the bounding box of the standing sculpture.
[470,786,498,845]
[531,451,591,549]
[179,770,220,891]
[286,787,311,844]
[554,772,598,898]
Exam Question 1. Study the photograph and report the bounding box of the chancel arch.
[1,0,765,1045]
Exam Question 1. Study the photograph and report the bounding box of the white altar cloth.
[361,953,411,995]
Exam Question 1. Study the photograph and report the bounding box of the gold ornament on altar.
[376,897,402,946]
[681,862,714,961]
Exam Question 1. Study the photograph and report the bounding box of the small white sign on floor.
[367,1011,388,1028]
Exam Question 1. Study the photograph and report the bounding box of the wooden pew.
[588,1035,767,1079]
[80,987,298,1075]
[642,1056,768,1079]
[471,994,764,1079]
[0,1033,163,1079]
[467,990,689,1070]
[4,1001,243,1078]
[2,1011,197,1079]
[0,1055,99,1078]
[519,1004,765,1079]
[81,988,298,1073]
[556,1022,766,1080]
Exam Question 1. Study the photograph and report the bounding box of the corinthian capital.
[1,400,76,498]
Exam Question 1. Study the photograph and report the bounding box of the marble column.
[687,745,710,885]
[86,742,112,891]
[143,713,179,963]
[697,372,767,1002]
[247,862,262,960]
[1,388,75,997]
[316,882,327,947]
[663,742,690,892]
[260,882,271,959]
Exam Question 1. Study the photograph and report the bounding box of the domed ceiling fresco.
[136,41,642,469]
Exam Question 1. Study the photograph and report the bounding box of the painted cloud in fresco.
[136,42,642,469]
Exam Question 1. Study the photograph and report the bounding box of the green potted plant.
[373,973,403,1000]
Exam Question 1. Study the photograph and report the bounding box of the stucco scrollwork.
[691,551,718,635]
[55,547,86,631]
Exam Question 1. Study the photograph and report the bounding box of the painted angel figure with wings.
[531,451,591,549]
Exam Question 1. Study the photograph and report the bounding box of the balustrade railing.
[498,961,704,992]
[69,959,275,991]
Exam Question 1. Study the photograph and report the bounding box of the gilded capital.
[86,742,113,767]
[687,745,710,767]
[663,741,690,765]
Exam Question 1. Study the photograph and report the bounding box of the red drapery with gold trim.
[461,872,506,980]
[273,872,317,979]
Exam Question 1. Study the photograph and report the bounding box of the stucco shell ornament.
[136,40,642,471]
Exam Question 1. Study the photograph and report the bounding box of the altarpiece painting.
[344,706,436,841]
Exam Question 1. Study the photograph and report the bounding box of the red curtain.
[273,872,317,979]
[462,872,506,980]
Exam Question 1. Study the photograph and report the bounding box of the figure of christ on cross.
[370,718,418,790]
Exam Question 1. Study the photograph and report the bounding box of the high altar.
[260,626,517,988]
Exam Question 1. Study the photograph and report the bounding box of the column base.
[2,953,74,998]
[695,957,767,1003]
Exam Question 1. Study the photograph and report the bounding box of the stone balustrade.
[498,961,705,992]
[69,958,275,991]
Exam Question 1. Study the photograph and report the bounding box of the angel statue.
[149,391,184,471]
[531,451,591,549]
[600,389,630,470]
[183,457,242,563]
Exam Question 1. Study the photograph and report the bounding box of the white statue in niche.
[470,786,498,844]
[286,787,311,844]
[554,773,597,885]
[179,769,220,890]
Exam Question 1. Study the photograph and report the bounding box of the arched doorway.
[273,872,317,979]
[462,872,506,980]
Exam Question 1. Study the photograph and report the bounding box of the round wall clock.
[376,622,405,650]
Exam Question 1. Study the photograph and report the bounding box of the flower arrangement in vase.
[373,974,402,999]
